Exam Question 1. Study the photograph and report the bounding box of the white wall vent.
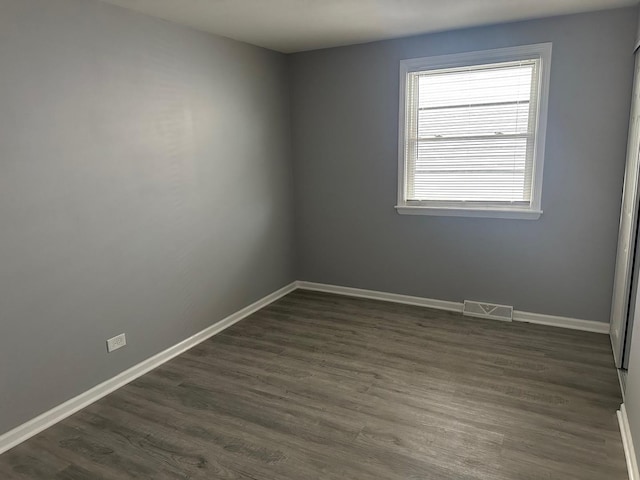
[463,300,513,322]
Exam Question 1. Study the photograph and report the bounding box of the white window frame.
[396,43,552,220]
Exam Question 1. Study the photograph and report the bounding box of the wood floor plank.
[0,290,627,479]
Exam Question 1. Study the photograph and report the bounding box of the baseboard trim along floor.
[296,281,610,334]
[0,279,610,456]
[619,404,640,480]
[0,281,298,456]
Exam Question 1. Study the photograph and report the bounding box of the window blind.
[404,59,541,206]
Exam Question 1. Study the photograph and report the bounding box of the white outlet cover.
[106,333,127,353]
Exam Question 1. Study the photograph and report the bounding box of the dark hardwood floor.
[0,290,627,479]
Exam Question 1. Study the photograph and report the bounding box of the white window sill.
[395,205,543,220]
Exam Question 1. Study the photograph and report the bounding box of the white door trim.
[610,51,640,367]
[619,404,640,480]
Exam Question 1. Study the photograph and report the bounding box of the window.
[396,44,551,219]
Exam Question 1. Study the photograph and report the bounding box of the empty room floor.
[0,290,627,479]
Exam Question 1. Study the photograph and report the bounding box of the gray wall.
[290,8,637,322]
[0,0,294,434]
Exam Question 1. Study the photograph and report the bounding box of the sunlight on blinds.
[405,59,539,204]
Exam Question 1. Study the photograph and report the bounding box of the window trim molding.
[396,43,552,220]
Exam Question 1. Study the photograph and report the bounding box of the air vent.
[463,300,513,322]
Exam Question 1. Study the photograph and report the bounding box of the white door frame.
[610,51,640,368]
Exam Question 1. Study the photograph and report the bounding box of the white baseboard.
[0,281,297,456]
[511,309,609,334]
[619,404,640,480]
[0,279,610,456]
[296,281,609,334]
[296,281,463,312]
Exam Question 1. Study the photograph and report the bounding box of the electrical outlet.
[106,333,127,353]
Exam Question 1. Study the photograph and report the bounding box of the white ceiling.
[99,0,638,53]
